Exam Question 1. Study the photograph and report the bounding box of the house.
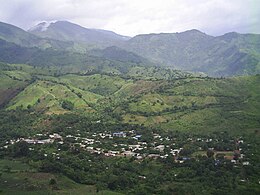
[108,150,120,155]
[224,156,234,160]
[153,134,161,139]
[147,154,160,159]
[122,151,136,157]
[104,153,115,157]
[86,146,94,152]
[136,155,143,160]
[129,144,141,150]
[138,175,146,179]
[113,132,126,137]
[155,145,165,152]
[133,135,142,140]
[242,161,250,166]
[23,139,37,144]
[49,133,62,140]
[22,138,51,144]
[38,139,53,144]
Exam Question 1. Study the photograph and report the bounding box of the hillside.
[1,21,260,77]
[217,32,260,55]
[0,39,155,75]
[0,64,259,195]
[0,62,259,134]
[121,30,260,76]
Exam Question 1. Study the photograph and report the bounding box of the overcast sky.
[0,0,259,36]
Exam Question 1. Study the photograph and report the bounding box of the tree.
[61,100,74,110]
[49,178,57,185]
[207,150,214,158]
[12,141,29,157]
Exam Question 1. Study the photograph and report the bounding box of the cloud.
[0,0,259,36]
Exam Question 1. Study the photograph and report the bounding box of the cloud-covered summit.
[0,0,259,36]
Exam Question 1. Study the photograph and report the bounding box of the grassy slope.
[120,76,260,134]
[7,80,94,114]
[0,63,259,134]
[0,73,28,108]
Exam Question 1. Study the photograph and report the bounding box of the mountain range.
[0,20,260,76]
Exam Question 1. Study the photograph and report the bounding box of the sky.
[0,0,259,36]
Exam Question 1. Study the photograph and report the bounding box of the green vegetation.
[0,62,259,194]
[123,30,260,76]
[1,21,260,77]
[0,20,259,194]
[0,62,259,133]
[0,159,121,195]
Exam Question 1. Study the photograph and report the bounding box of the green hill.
[0,62,259,134]
[119,76,260,134]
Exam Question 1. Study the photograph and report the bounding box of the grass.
[192,151,234,157]
[0,159,32,172]
[4,70,32,81]
[7,80,93,113]
[120,76,260,134]
[58,74,128,96]
[0,73,28,107]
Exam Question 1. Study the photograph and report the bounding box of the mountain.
[0,21,41,47]
[29,21,130,49]
[0,39,154,76]
[0,21,85,52]
[1,21,260,76]
[0,21,151,72]
[217,32,260,65]
[121,30,260,76]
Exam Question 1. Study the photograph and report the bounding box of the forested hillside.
[122,30,260,76]
[1,21,260,77]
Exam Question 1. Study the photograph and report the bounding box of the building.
[112,132,126,137]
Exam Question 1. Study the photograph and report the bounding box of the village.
[3,127,251,166]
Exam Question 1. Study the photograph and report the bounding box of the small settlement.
[2,128,250,166]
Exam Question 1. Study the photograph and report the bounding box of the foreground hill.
[0,62,259,134]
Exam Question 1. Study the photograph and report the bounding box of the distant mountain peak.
[222,32,239,37]
[28,21,56,32]
[28,20,130,47]
[183,29,203,33]
[180,29,208,37]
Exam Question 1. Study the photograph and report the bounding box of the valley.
[0,19,259,194]
[0,61,259,194]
